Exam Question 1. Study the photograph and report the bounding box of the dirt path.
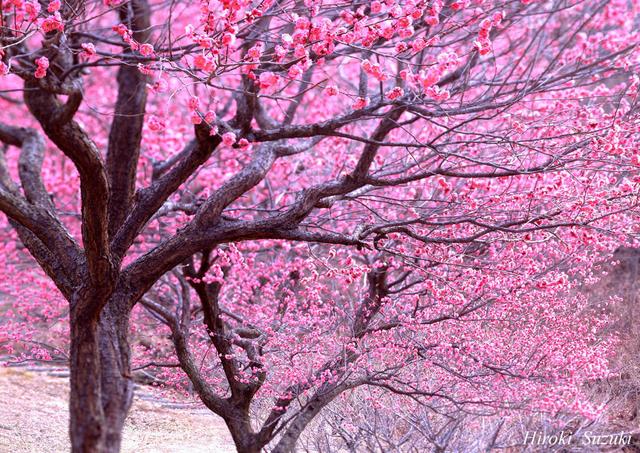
[0,367,236,453]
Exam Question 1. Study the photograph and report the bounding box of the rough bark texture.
[106,0,151,237]
[68,290,135,453]
[99,300,134,451]
[69,305,106,453]
[225,415,263,453]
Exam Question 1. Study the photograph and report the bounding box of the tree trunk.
[99,299,134,451]
[226,416,263,453]
[69,311,107,452]
[231,443,261,453]
[69,294,134,453]
[271,388,345,453]
[271,412,313,453]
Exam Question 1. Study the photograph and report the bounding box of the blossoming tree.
[1,0,639,451]
[136,240,617,452]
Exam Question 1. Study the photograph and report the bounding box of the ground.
[0,367,236,453]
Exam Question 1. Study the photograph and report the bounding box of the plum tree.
[1,0,640,451]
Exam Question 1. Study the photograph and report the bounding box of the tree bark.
[69,309,106,452]
[225,416,263,453]
[271,409,316,453]
[99,299,134,452]
[69,293,134,453]
[271,385,347,453]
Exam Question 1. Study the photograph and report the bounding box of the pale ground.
[0,367,236,453]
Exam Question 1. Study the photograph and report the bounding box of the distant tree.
[137,242,614,452]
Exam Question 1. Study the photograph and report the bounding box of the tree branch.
[106,0,152,237]
[23,81,113,290]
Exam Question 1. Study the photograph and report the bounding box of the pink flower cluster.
[34,56,49,79]
[41,12,63,33]
[113,24,155,59]
[474,12,503,55]
[80,42,96,59]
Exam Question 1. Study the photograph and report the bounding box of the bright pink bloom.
[258,71,279,89]
[147,115,165,131]
[385,87,404,100]
[34,56,49,79]
[41,13,64,33]
[139,43,155,57]
[80,43,96,59]
[222,132,236,146]
[25,2,40,21]
[47,0,61,12]
[194,54,215,73]
[352,97,369,110]
[324,85,339,96]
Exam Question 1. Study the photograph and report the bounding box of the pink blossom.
[425,15,439,26]
[427,85,450,101]
[421,68,441,90]
[112,24,129,36]
[222,132,236,146]
[24,1,40,20]
[194,54,216,73]
[258,71,279,89]
[34,56,49,79]
[397,17,412,29]
[398,26,414,39]
[191,112,202,125]
[288,64,303,79]
[352,97,369,110]
[385,87,404,100]
[474,39,491,55]
[246,43,263,60]
[139,43,155,57]
[221,32,236,46]
[451,0,468,10]
[137,64,153,75]
[274,45,287,61]
[147,115,165,131]
[187,97,199,111]
[41,13,64,33]
[324,84,339,96]
[293,44,307,59]
[80,43,96,59]
[47,0,61,13]
[411,38,427,52]
[395,42,409,53]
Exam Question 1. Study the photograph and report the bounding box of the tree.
[136,241,616,452]
[0,0,639,451]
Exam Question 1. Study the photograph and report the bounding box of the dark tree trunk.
[271,413,313,453]
[226,415,264,453]
[231,443,262,453]
[99,299,134,451]
[69,310,107,452]
[69,293,134,453]
[228,433,263,453]
[271,388,346,453]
